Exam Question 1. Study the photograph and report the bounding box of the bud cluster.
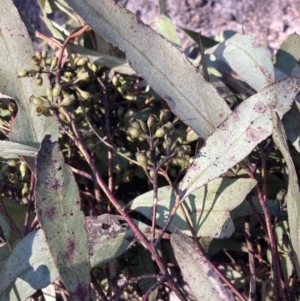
[127,110,192,171]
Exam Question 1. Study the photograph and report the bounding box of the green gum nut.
[136,151,148,169]
[127,126,141,138]
[30,95,46,106]
[8,103,17,113]
[154,126,167,138]
[147,114,158,133]
[52,85,62,98]
[41,51,48,59]
[112,75,120,86]
[129,118,142,130]
[35,106,49,116]
[76,57,89,66]
[18,70,27,78]
[22,183,30,197]
[36,75,43,86]
[32,54,41,66]
[26,70,39,77]
[159,109,171,123]
[123,94,137,101]
[149,170,154,180]
[19,161,28,179]
[76,87,92,101]
[45,58,52,65]
[7,159,18,167]
[59,94,75,107]
[138,120,148,133]
[8,173,18,184]
[75,71,90,82]
[50,56,58,71]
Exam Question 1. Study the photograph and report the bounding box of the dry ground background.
[13,0,300,52]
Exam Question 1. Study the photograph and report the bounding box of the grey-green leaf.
[271,110,300,277]
[155,14,181,46]
[35,136,90,301]
[170,228,234,301]
[0,141,38,157]
[0,220,148,301]
[0,0,58,149]
[128,177,256,238]
[179,78,300,199]
[274,33,300,153]
[275,33,300,76]
[68,43,136,75]
[206,33,274,91]
[65,0,232,139]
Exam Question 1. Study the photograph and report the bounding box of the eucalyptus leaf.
[0,220,147,301]
[35,136,90,301]
[180,27,218,48]
[68,43,136,74]
[0,1,58,150]
[170,228,234,301]
[274,33,300,153]
[0,243,10,269]
[65,0,232,139]
[179,78,300,199]
[206,33,274,91]
[271,110,300,277]
[275,33,300,76]
[155,14,181,46]
[132,247,157,301]
[128,177,256,238]
[0,141,38,157]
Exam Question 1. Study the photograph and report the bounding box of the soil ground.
[13,0,300,52]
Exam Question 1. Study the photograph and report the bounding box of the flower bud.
[41,51,48,59]
[19,161,28,179]
[22,183,30,197]
[75,87,91,101]
[147,114,158,134]
[45,58,52,65]
[127,126,141,138]
[163,134,173,149]
[159,109,171,124]
[32,54,41,66]
[30,95,46,106]
[8,102,17,113]
[36,75,43,86]
[88,62,98,73]
[112,75,120,87]
[8,173,18,184]
[75,71,90,82]
[50,56,58,71]
[7,159,18,167]
[149,170,154,180]
[154,126,168,138]
[35,106,49,116]
[52,85,62,98]
[137,120,147,133]
[171,158,189,169]
[75,57,89,66]
[59,94,75,107]
[18,70,27,78]
[129,118,141,130]
[123,94,137,101]
[136,151,148,169]
[26,70,39,77]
